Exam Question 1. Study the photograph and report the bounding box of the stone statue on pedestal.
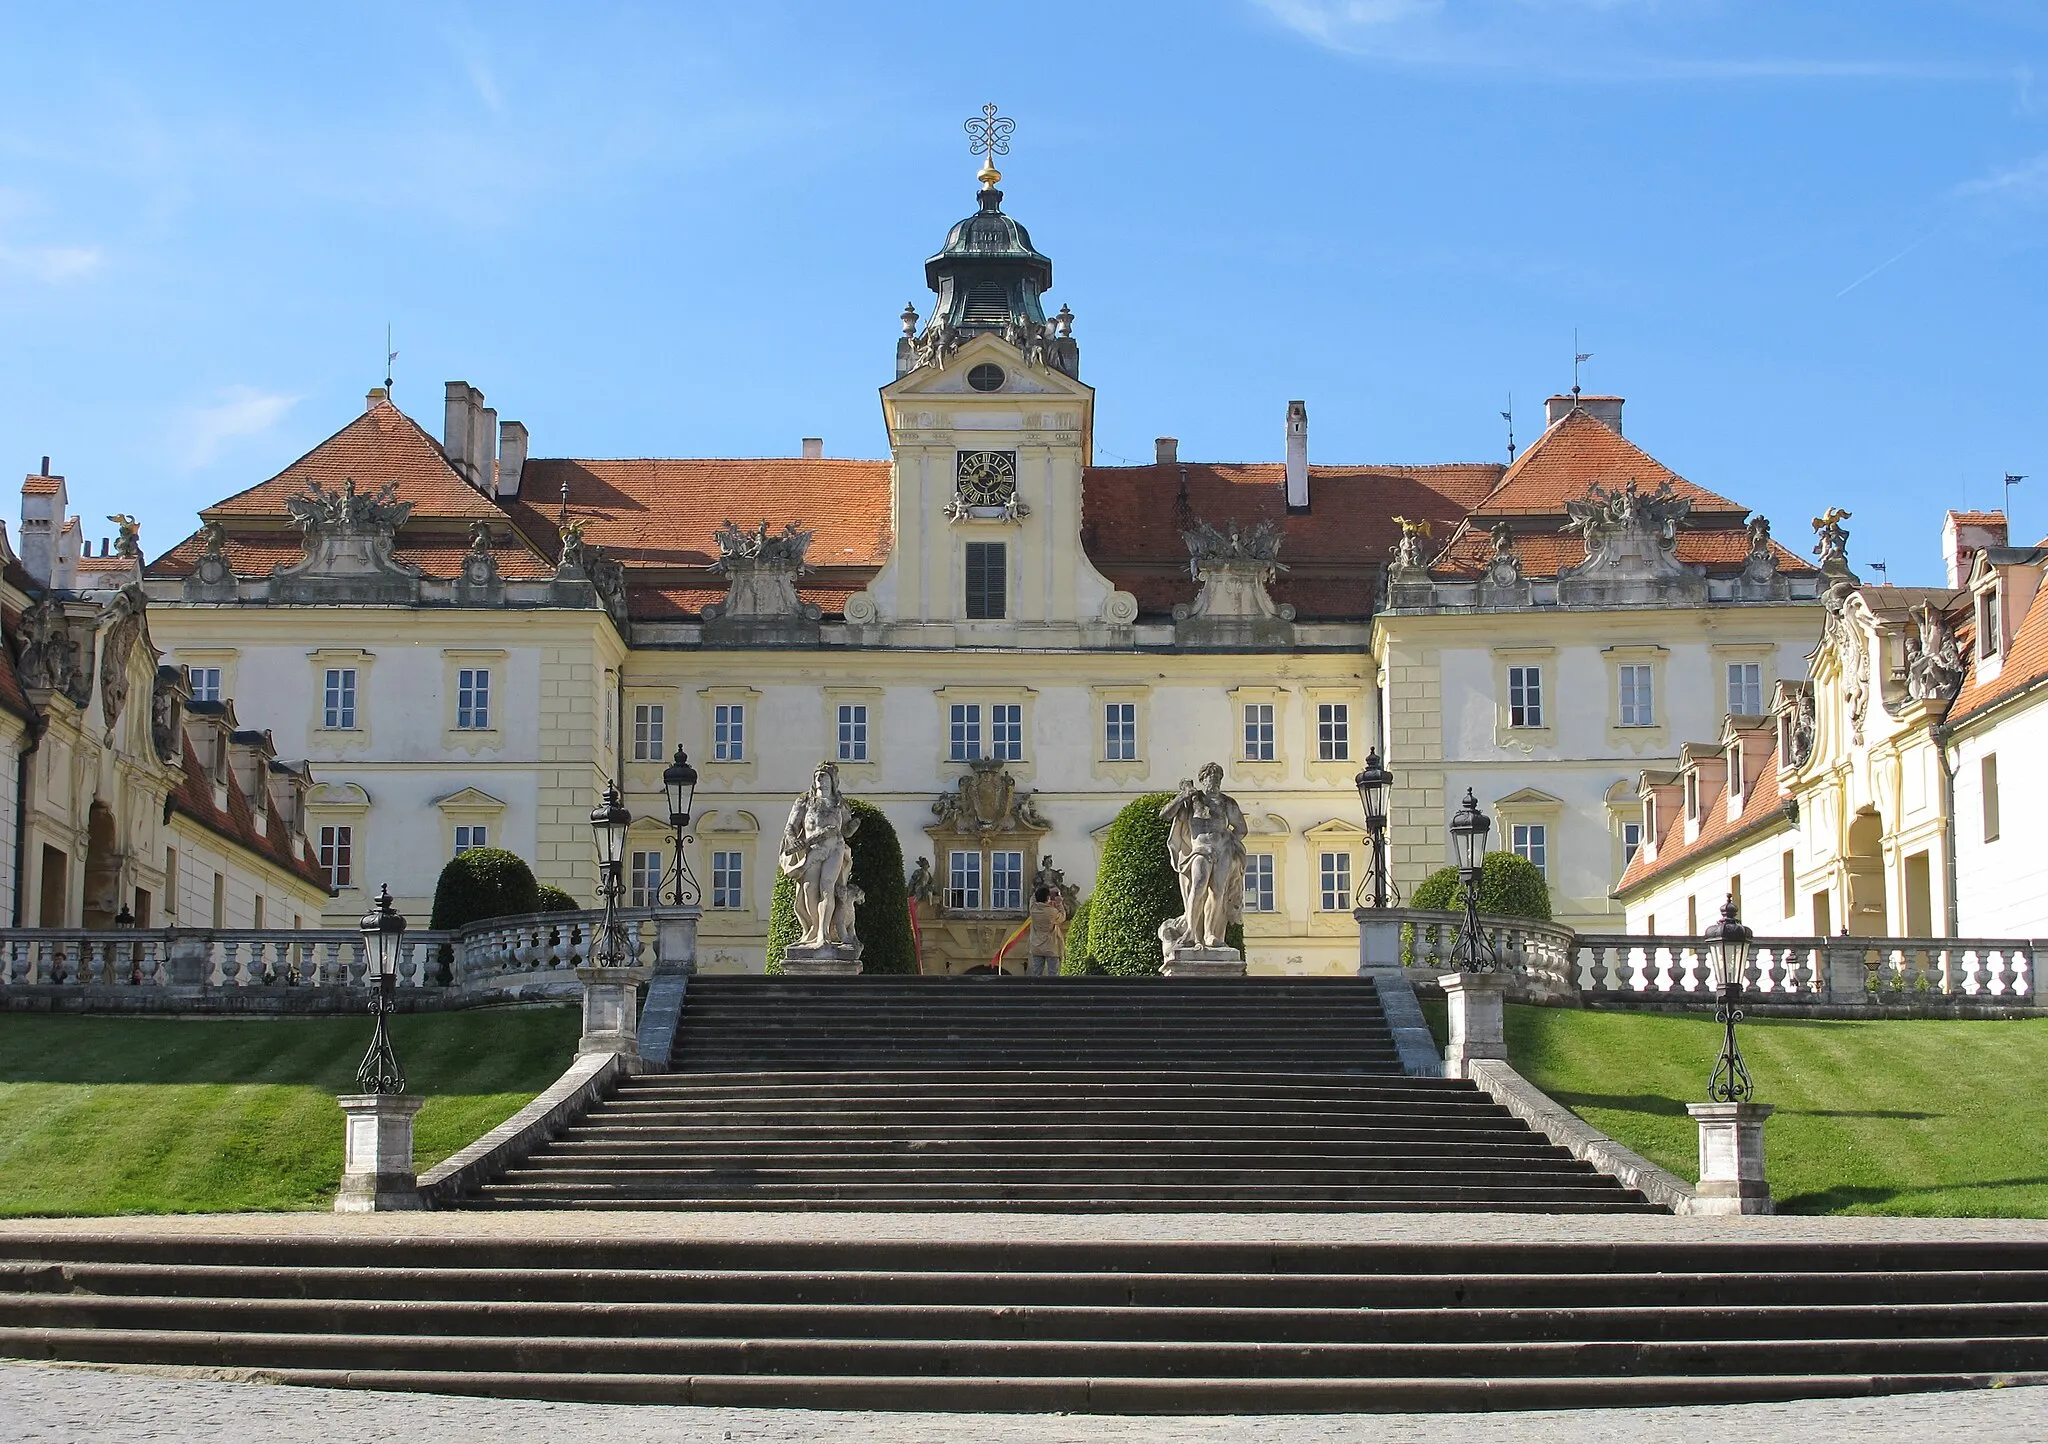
[1157,763,1248,974]
[778,762,863,972]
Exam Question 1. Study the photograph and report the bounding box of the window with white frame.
[1105,702,1136,761]
[454,824,488,856]
[1243,703,1276,761]
[1979,589,2002,659]
[629,849,663,908]
[947,850,983,910]
[1317,702,1351,761]
[185,665,222,704]
[318,825,352,890]
[1512,822,1547,875]
[1318,852,1352,911]
[1727,662,1763,716]
[1507,666,1543,728]
[322,668,357,729]
[1244,853,1276,912]
[949,703,982,762]
[991,703,1023,761]
[712,851,744,909]
[1621,821,1643,870]
[1618,664,1655,727]
[456,668,491,730]
[633,704,665,762]
[991,851,1024,911]
[837,703,868,762]
[714,702,745,762]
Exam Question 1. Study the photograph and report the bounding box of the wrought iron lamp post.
[661,747,700,908]
[589,782,632,967]
[1353,748,1395,909]
[1448,787,1497,972]
[356,884,408,1094]
[1702,894,1755,1102]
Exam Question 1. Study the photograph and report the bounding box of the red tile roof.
[1428,525,1810,580]
[1470,408,1748,518]
[166,736,329,893]
[20,475,62,497]
[1948,510,2005,526]
[1949,578,2048,724]
[1615,741,1792,897]
[203,398,504,522]
[149,531,554,582]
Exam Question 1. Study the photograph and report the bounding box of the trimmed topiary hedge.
[535,884,578,914]
[765,799,915,975]
[429,847,541,932]
[1060,898,1095,975]
[1087,794,1177,976]
[1411,850,1553,922]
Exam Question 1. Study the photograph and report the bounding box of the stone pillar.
[1161,946,1246,978]
[655,909,701,976]
[165,931,212,989]
[577,966,647,1061]
[781,944,863,976]
[1825,941,1870,1003]
[1687,1102,1775,1215]
[1357,912,1402,970]
[1439,971,1510,1079]
[334,1094,426,1212]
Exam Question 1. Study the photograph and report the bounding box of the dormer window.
[1978,586,2003,659]
[1727,745,1745,810]
[1684,771,1700,821]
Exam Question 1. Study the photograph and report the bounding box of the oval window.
[967,363,1006,393]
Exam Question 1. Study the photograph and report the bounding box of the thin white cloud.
[179,387,300,471]
[0,241,102,282]
[1956,152,2048,204]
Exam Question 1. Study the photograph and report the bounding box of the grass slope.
[1502,1004,2048,1217]
[0,1007,577,1216]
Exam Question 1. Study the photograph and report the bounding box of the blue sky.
[1,1,2044,583]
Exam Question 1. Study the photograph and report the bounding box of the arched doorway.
[1844,808,1887,937]
[81,801,123,930]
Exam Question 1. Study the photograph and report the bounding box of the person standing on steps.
[1027,885,1068,977]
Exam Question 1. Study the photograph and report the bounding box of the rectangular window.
[1244,853,1276,913]
[253,896,265,930]
[1813,890,1832,937]
[991,851,1024,911]
[1729,873,1744,916]
[1105,702,1137,761]
[1782,850,1797,919]
[322,668,357,729]
[712,851,744,910]
[836,703,868,762]
[991,703,1023,761]
[1619,664,1655,727]
[1979,591,2002,659]
[1243,702,1275,761]
[1621,821,1643,870]
[454,824,488,856]
[1728,662,1763,716]
[1507,666,1543,728]
[714,703,745,762]
[964,541,1007,620]
[211,872,225,929]
[947,850,982,911]
[633,704,666,762]
[949,703,983,761]
[164,846,179,915]
[1318,852,1352,912]
[456,668,491,730]
[629,849,664,909]
[318,825,352,890]
[185,665,222,704]
[1983,753,2001,842]
[1512,822,1547,876]
[1317,702,1351,761]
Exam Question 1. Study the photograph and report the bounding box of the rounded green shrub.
[1060,898,1094,975]
[1087,793,1179,977]
[764,799,915,975]
[429,847,541,932]
[535,884,578,914]
[1411,850,1553,922]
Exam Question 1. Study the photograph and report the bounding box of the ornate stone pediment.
[1174,517,1295,647]
[1555,479,1707,604]
[549,521,628,624]
[931,757,1049,836]
[702,520,821,644]
[269,477,423,604]
[97,584,148,737]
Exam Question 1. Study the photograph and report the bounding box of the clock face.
[968,363,1006,392]
[955,450,1019,507]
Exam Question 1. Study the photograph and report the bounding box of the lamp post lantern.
[356,884,408,1094]
[1701,894,1755,1103]
[1448,788,1497,972]
[661,747,701,908]
[1354,748,1395,910]
[589,781,633,967]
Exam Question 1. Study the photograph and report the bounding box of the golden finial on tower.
[965,101,1014,190]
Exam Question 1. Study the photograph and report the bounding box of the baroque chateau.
[3,159,1837,970]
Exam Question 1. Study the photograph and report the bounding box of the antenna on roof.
[1501,394,1516,463]
[2005,473,2026,530]
[1572,330,1593,404]
[385,324,398,394]
[1869,559,1889,582]
[558,481,571,532]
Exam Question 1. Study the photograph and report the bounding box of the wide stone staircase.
[471,975,1656,1212]
[6,1231,2048,1411]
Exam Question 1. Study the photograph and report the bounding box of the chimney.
[801,437,824,460]
[1944,509,2009,588]
[18,466,67,585]
[40,456,48,475]
[476,404,499,495]
[443,381,497,492]
[1154,437,1178,465]
[496,420,528,498]
[444,381,475,482]
[1284,401,1308,511]
[365,386,389,412]
[1545,393,1624,433]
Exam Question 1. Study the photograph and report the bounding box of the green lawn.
[1485,1003,2048,1217]
[0,1007,579,1216]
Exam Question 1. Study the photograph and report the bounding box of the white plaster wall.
[165,819,325,930]
[1952,701,2048,937]
[0,717,20,923]
[1620,824,1802,937]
